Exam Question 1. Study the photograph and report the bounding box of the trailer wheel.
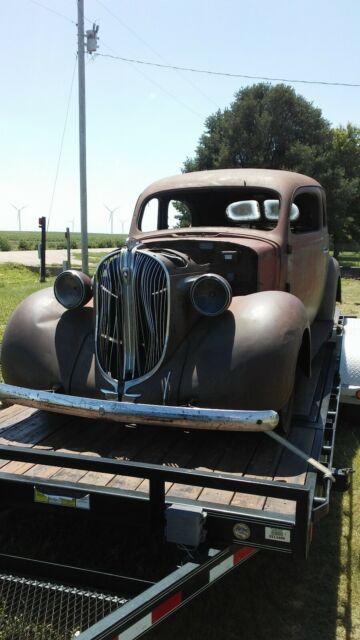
[278,389,294,434]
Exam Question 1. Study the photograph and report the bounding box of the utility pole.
[10,203,27,232]
[38,216,46,282]
[104,205,119,234]
[77,2,98,273]
[77,0,89,274]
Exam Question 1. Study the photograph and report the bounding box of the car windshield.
[140,187,284,232]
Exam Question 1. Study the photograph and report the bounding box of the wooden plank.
[51,420,130,483]
[0,411,68,446]
[132,428,186,494]
[0,411,72,476]
[263,426,316,515]
[230,435,283,510]
[0,406,37,430]
[23,417,89,480]
[198,432,260,505]
[107,426,167,491]
[166,431,233,501]
[77,422,139,487]
[163,430,205,495]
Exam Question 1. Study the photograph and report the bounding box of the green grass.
[0,264,55,346]
[336,251,360,268]
[338,279,360,316]
[0,230,126,251]
[72,250,110,268]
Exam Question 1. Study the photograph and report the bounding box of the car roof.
[139,169,321,200]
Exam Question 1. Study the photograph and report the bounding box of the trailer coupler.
[331,467,354,492]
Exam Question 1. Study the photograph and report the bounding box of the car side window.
[140,198,159,232]
[167,200,192,229]
[290,192,321,234]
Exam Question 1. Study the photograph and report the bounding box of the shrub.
[18,239,31,250]
[0,238,11,251]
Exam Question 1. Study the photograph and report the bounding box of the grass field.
[0,230,126,251]
[0,264,359,638]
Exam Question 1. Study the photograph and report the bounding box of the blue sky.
[1,0,360,234]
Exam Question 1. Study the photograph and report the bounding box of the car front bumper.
[0,383,279,432]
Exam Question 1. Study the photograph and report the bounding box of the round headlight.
[54,270,93,310]
[190,274,232,317]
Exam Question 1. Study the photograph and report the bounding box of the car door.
[287,187,328,324]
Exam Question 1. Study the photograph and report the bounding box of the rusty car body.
[0,169,341,431]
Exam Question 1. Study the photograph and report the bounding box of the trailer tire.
[278,389,294,434]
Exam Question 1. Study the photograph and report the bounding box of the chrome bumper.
[0,384,279,432]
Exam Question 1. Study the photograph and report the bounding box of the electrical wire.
[95,53,360,88]
[98,42,205,120]
[28,0,76,24]
[47,56,78,231]
[95,0,219,107]
[28,0,360,89]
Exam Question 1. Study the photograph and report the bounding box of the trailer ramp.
[0,572,126,639]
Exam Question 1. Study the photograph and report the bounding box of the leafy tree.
[184,84,330,171]
[183,84,360,256]
[321,125,360,257]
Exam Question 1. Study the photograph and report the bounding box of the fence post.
[38,217,46,283]
[65,227,71,270]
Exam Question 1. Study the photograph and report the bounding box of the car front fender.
[177,291,309,411]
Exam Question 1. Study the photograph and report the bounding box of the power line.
[95,0,219,108]
[95,53,360,88]
[99,42,205,120]
[47,56,78,231]
[28,0,75,24]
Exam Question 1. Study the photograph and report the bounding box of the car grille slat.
[96,249,169,385]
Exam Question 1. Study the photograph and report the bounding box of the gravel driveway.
[0,248,107,267]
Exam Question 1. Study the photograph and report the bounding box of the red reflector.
[152,592,182,623]
[233,546,255,565]
[356,390,360,400]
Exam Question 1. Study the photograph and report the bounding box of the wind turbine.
[104,205,119,234]
[10,203,27,232]
[119,215,129,235]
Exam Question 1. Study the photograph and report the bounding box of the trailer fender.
[316,257,341,321]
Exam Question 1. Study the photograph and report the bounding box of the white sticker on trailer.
[209,556,233,582]
[118,613,152,640]
[265,527,291,543]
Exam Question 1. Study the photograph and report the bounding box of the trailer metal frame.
[0,331,346,638]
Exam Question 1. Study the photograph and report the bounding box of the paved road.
[0,248,107,267]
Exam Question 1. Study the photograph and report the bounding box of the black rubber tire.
[278,389,294,435]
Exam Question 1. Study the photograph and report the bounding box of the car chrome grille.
[96,248,169,383]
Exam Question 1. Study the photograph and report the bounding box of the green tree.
[184,84,330,171]
[183,84,360,257]
[321,125,360,258]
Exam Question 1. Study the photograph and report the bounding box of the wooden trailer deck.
[0,345,335,519]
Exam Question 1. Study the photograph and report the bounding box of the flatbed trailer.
[0,325,352,639]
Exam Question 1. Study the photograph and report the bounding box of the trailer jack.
[331,467,354,492]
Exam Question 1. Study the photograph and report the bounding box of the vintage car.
[0,169,341,432]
